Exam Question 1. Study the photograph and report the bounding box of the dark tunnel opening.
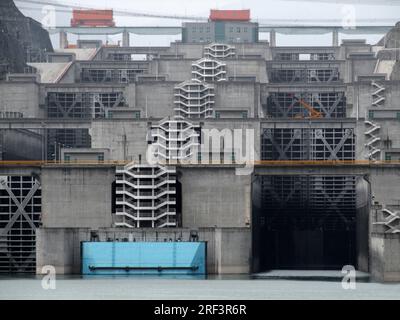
[252,175,366,271]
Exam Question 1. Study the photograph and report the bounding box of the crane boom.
[297,99,323,119]
[289,94,323,119]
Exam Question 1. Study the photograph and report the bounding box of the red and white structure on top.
[71,10,115,27]
[209,9,251,22]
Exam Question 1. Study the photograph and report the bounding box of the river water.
[1,275,400,300]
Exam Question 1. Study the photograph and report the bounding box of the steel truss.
[269,68,340,83]
[266,92,346,118]
[261,128,355,160]
[81,66,148,83]
[273,52,336,61]
[47,92,125,119]
[0,176,41,273]
[260,175,356,231]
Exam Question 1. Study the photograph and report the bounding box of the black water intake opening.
[252,175,360,272]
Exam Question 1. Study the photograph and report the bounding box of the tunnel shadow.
[252,174,370,272]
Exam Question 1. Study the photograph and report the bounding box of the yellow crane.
[290,94,323,119]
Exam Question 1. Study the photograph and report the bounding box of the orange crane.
[289,94,323,119]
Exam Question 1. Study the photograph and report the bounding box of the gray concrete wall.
[158,59,268,83]
[36,227,251,275]
[232,43,270,59]
[0,129,43,160]
[90,120,149,161]
[57,63,76,84]
[356,176,370,272]
[338,41,372,61]
[348,57,377,82]
[355,120,369,160]
[215,82,258,117]
[36,228,90,274]
[179,166,252,228]
[347,83,371,119]
[125,83,136,108]
[135,82,176,118]
[215,228,251,274]
[370,233,400,282]
[391,62,400,80]
[370,166,400,207]
[0,82,43,117]
[225,59,267,83]
[169,42,206,60]
[41,166,115,228]
[157,59,193,82]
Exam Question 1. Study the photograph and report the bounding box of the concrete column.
[332,29,339,47]
[371,232,400,282]
[122,29,130,47]
[270,30,276,47]
[59,31,68,49]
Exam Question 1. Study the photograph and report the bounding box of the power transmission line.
[15,0,208,21]
[16,1,397,26]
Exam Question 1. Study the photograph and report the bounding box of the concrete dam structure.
[0,3,400,282]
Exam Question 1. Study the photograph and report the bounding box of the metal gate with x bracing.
[0,176,41,273]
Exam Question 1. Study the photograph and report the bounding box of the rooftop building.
[182,9,258,44]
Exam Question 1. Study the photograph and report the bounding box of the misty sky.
[15,0,400,47]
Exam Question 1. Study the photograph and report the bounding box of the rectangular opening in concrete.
[47,92,125,119]
[265,92,347,119]
[252,174,362,271]
[261,128,355,161]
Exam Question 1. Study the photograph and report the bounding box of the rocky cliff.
[0,0,53,77]
[377,21,400,48]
